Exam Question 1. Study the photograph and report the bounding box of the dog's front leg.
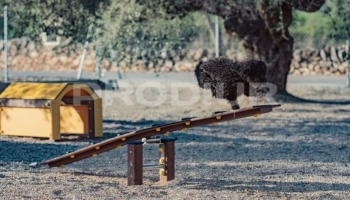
[226,87,240,110]
[229,101,240,110]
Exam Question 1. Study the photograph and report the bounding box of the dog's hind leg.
[225,86,240,110]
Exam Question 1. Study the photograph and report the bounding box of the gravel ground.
[1,77,350,199]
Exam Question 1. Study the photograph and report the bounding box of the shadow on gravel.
[2,116,349,165]
[102,119,176,132]
[47,119,177,143]
[174,135,350,163]
[0,119,174,164]
[274,93,350,105]
[0,140,80,164]
[184,178,350,193]
[173,119,350,163]
[101,118,350,164]
[103,119,170,125]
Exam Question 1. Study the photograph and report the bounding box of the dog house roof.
[0,82,99,100]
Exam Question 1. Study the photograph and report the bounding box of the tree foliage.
[322,0,350,40]
[1,0,346,50]
[91,0,207,61]
[291,0,350,46]
[0,0,209,60]
[0,0,103,42]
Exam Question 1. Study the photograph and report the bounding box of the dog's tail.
[194,60,204,88]
[194,60,203,78]
[194,60,211,89]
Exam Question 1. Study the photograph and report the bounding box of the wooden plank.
[86,101,95,139]
[41,104,280,167]
[159,138,176,184]
[127,141,143,186]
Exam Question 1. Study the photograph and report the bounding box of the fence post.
[347,1,350,87]
[4,5,8,82]
[109,43,122,79]
[215,16,219,58]
[348,40,350,87]
[95,45,103,79]
[77,24,93,79]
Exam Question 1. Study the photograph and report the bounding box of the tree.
[0,0,104,45]
[289,0,349,47]
[137,0,326,94]
[92,0,203,66]
[322,0,350,41]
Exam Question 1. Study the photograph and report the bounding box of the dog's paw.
[231,105,240,110]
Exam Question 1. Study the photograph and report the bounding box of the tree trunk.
[223,2,294,94]
[263,39,293,94]
[265,42,293,94]
[242,29,294,94]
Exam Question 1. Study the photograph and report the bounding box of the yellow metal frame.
[0,83,103,140]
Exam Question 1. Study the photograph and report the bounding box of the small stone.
[29,162,38,167]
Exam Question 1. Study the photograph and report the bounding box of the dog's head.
[240,59,269,97]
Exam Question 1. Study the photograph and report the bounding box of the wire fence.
[292,35,347,50]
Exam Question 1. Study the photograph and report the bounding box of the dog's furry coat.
[194,57,268,109]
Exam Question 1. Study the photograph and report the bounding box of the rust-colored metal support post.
[127,141,143,186]
[159,138,176,184]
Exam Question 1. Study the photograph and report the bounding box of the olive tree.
[137,0,326,94]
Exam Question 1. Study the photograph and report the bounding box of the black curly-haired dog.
[194,57,269,110]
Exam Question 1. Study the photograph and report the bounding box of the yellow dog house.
[0,82,103,140]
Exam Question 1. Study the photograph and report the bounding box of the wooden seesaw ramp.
[41,104,280,167]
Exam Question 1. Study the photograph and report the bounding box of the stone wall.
[290,44,349,75]
[0,38,99,72]
[0,38,348,75]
